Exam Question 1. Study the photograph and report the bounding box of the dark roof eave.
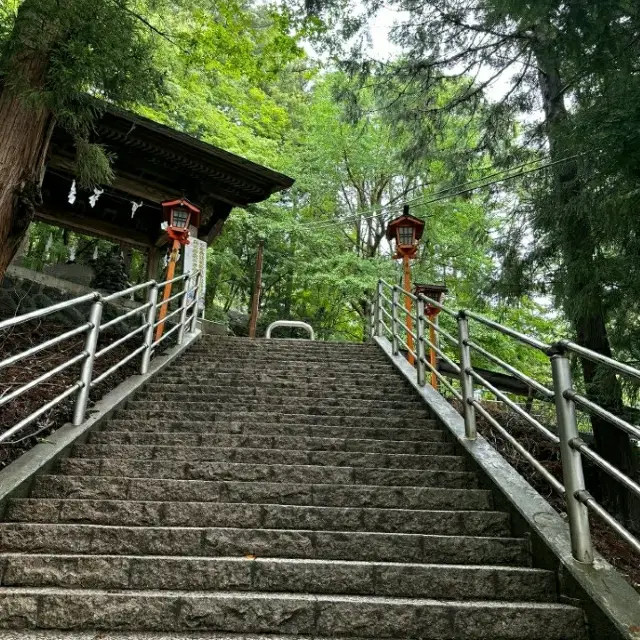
[103,104,294,198]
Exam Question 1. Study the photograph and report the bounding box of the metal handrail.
[266,321,315,340]
[100,303,152,332]
[466,339,554,399]
[158,273,190,288]
[156,290,184,309]
[465,309,549,351]
[370,277,640,564]
[566,390,640,440]
[0,351,88,408]
[102,280,155,303]
[468,369,560,444]
[419,354,462,400]
[0,267,204,443]
[0,323,92,371]
[0,292,99,331]
[153,306,182,328]
[560,339,640,381]
[95,324,150,360]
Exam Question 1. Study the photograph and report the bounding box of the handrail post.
[177,274,191,345]
[391,286,400,355]
[73,297,103,425]
[457,311,476,439]
[141,282,158,375]
[416,297,426,386]
[375,280,384,337]
[550,352,594,564]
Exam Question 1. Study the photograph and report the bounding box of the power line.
[299,153,583,231]
[299,157,552,229]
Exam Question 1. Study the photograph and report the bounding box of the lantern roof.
[385,214,426,242]
[162,198,201,215]
[414,283,449,298]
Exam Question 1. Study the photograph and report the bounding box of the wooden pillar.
[249,240,265,338]
[147,246,159,281]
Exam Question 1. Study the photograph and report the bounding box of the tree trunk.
[0,1,56,282]
[534,36,638,530]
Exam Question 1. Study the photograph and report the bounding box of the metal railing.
[266,320,315,340]
[371,279,640,563]
[0,270,203,444]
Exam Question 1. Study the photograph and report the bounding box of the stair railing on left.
[370,278,640,564]
[0,269,203,444]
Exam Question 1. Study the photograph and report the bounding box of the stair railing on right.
[371,278,640,563]
[0,269,203,446]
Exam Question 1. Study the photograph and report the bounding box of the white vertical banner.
[183,237,207,311]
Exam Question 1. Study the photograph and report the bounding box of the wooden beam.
[48,155,181,205]
[35,208,152,249]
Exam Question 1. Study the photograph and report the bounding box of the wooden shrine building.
[39,105,294,277]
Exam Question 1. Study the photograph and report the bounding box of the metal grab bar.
[0,267,205,443]
[369,277,640,564]
[266,321,315,340]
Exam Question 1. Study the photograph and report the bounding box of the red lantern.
[386,212,425,258]
[414,283,449,318]
[162,199,201,245]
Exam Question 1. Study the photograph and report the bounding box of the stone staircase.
[0,337,587,639]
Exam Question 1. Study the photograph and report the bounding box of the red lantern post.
[386,207,425,365]
[155,199,201,342]
[414,284,448,389]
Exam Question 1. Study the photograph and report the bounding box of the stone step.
[127,395,429,418]
[103,420,445,441]
[145,384,413,399]
[199,339,378,350]
[6,499,510,536]
[71,444,467,472]
[165,365,398,376]
[31,477,493,510]
[124,401,428,418]
[140,390,419,404]
[56,459,478,488]
[160,372,411,386]
[183,350,389,360]
[0,588,586,638]
[87,432,453,455]
[0,523,531,565]
[116,411,434,426]
[0,554,556,602]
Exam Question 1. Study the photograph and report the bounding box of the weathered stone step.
[103,420,444,442]
[127,399,426,415]
[31,476,492,510]
[6,499,510,536]
[71,444,467,472]
[166,372,411,386]
[0,523,531,565]
[184,348,388,358]
[175,357,391,367]
[0,588,586,638]
[148,382,414,396]
[1,554,556,602]
[141,385,416,408]
[87,432,453,456]
[199,339,377,350]
[165,364,398,376]
[116,411,434,426]
[56,459,478,488]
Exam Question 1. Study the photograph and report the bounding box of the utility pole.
[248,240,264,338]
